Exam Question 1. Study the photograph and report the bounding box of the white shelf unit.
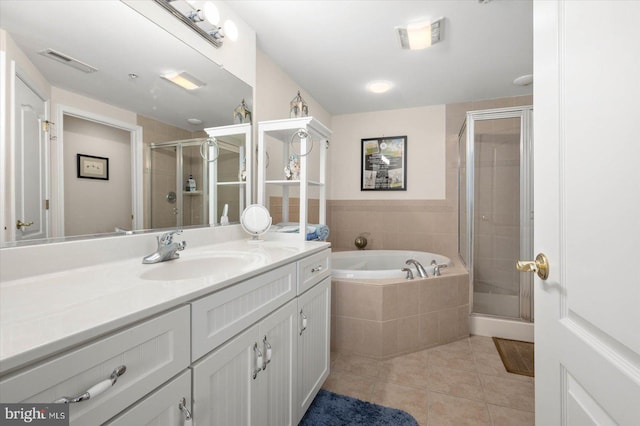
[257,117,331,240]
[204,123,252,225]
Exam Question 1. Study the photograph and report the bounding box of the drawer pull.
[311,265,324,273]
[252,343,263,379]
[179,397,193,425]
[300,310,308,335]
[263,336,272,370]
[54,365,126,404]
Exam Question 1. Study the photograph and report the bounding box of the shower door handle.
[516,253,549,280]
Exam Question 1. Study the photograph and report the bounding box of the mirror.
[0,0,253,246]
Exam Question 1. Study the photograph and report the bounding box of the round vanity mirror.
[240,204,272,242]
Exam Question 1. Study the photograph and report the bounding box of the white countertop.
[0,238,329,375]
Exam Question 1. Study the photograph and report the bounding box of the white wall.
[329,105,446,200]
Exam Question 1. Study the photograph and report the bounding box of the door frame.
[462,106,534,322]
[53,105,143,237]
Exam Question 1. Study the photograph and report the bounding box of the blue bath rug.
[299,389,419,426]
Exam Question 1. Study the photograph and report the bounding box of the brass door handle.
[516,253,549,280]
[16,220,34,230]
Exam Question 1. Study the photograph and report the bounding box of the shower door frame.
[460,106,534,322]
[150,139,209,228]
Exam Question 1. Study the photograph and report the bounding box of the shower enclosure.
[149,139,209,229]
[458,106,534,333]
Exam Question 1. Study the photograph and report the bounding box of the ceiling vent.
[396,18,444,50]
[38,49,98,73]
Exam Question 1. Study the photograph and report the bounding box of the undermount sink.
[140,252,267,281]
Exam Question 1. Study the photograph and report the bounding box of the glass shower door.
[461,107,533,321]
[150,145,178,229]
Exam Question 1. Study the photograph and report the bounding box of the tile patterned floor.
[323,335,534,426]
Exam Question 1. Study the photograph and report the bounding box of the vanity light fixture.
[396,18,444,50]
[161,71,206,90]
[154,0,235,48]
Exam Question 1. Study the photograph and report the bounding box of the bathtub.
[331,250,452,279]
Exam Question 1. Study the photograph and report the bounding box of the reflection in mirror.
[205,124,252,225]
[0,0,253,246]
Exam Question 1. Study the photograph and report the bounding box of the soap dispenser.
[186,174,196,192]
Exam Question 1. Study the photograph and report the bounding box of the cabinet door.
[255,299,297,426]
[296,278,331,422]
[105,370,192,426]
[192,324,260,426]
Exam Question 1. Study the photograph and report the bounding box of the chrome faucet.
[431,259,448,276]
[405,259,428,278]
[142,230,186,264]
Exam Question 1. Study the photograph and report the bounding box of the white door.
[14,76,48,241]
[533,1,640,424]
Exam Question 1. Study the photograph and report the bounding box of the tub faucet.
[431,259,448,276]
[405,259,427,278]
[142,230,186,264]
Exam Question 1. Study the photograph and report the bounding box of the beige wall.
[254,49,331,216]
[327,95,532,257]
[63,116,132,236]
[329,105,446,201]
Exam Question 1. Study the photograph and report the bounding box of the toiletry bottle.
[186,174,196,191]
[220,204,229,225]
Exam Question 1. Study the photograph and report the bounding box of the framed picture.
[361,136,407,191]
[77,154,109,180]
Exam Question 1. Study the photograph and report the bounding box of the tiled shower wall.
[326,95,532,259]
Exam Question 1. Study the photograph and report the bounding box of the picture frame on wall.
[77,154,109,180]
[361,136,407,191]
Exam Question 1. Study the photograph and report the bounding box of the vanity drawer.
[105,369,191,426]
[191,263,296,361]
[0,306,190,426]
[297,249,331,295]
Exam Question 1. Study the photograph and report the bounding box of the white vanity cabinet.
[296,277,331,423]
[189,248,331,426]
[0,246,331,426]
[0,307,190,425]
[191,299,297,426]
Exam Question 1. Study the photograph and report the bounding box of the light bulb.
[224,19,239,41]
[203,2,220,25]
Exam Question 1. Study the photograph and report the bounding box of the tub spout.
[406,259,428,278]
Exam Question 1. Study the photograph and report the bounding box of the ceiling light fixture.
[396,18,444,50]
[513,74,533,86]
[161,71,206,90]
[154,0,228,48]
[367,81,393,94]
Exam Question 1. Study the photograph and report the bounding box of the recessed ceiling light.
[367,81,393,94]
[187,118,203,125]
[513,74,533,86]
[161,71,206,90]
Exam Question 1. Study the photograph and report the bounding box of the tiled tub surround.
[331,263,470,359]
